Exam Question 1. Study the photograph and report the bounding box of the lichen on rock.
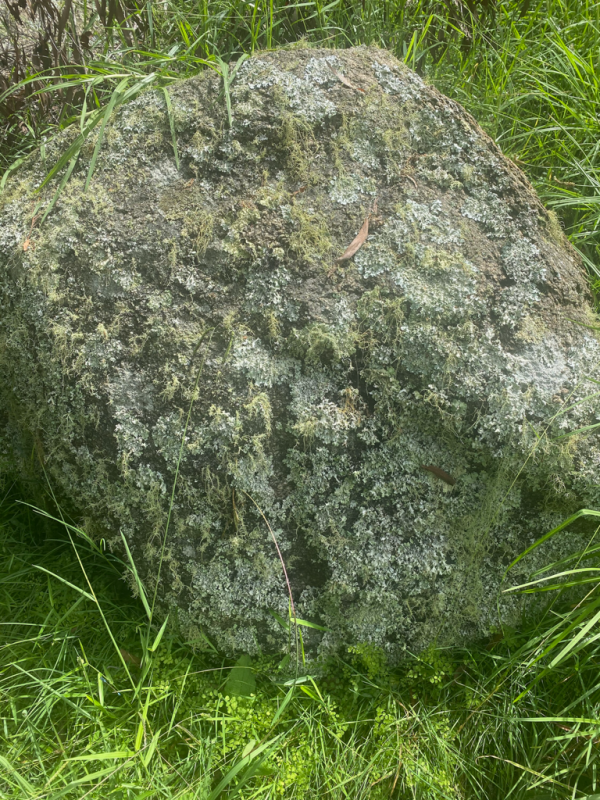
[1,45,600,661]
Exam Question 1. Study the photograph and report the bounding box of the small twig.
[328,64,365,93]
[420,464,456,486]
[243,491,300,671]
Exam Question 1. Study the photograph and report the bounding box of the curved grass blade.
[39,115,102,190]
[271,684,295,728]
[33,564,95,602]
[120,531,152,621]
[0,156,26,192]
[0,754,36,796]
[162,86,180,169]
[148,614,169,652]
[84,77,130,192]
[41,154,79,223]
[505,509,600,573]
[205,734,284,800]
[503,567,600,593]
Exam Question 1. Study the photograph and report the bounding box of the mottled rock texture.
[2,45,600,660]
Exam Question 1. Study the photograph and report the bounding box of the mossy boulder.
[1,45,600,660]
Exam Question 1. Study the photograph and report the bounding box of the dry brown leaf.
[552,176,576,188]
[22,213,39,252]
[329,66,365,93]
[335,216,369,263]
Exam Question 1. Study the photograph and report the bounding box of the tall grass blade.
[506,509,600,572]
[148,614,169,652]
[84,77,130,192]
[0,754,36,796]
[41,154,79,223]
[162,87,180,169]
[205,735,284,800]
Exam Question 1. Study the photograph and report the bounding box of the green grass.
[2,488,600,799]
[3,0,600,796]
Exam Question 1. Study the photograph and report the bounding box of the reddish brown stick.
[420,464,456,486]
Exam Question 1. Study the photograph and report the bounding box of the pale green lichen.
[1,45,600,663]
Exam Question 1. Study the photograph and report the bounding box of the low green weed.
[2,487,600,798]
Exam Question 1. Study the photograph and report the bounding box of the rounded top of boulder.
[1,45,599,660]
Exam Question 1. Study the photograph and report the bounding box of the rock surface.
[1,45,600,659]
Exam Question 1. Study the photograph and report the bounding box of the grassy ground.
[2,489,600,799]
[2,488,600,800]
[2,0,600,797]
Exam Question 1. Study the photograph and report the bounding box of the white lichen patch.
[329,173,377,206]
[238,57,338,123]
[303,55,343,86]
[372,60,425,102]
[231,336,295,388]
[461,190,512,238]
